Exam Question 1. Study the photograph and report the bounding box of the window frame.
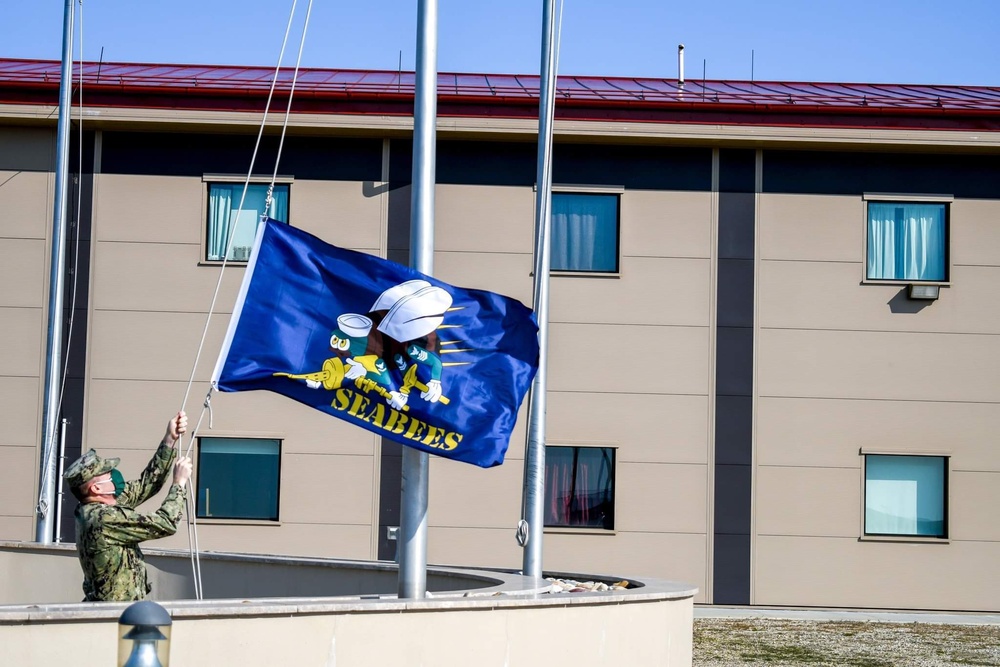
[201,174,294,265]
[195,435,283,524]
[859,449,950,543]
[542,443,617,533]
[545,184,624,278]
[861,193,953,286]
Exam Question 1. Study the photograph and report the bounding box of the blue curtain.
[207,184,289,261]
[867,202,946,281]
[197,438,280,520]
[551,193,619,272]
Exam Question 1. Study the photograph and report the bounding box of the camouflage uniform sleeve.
[117,440,178,508]
[101,484,187,545]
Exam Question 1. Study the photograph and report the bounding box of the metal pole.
[398,0,438,600]
[521,0,558,579]
[54,418,68,543]
[36,0,75,544]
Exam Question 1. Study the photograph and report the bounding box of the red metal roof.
[3,58,1000,129]
[5,57,1000,109]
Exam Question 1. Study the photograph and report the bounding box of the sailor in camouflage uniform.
[63,412,193,602]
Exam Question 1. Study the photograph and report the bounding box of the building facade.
[1,59,999,610]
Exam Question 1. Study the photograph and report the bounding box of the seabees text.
[331,387,463,450]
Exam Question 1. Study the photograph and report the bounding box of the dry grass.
[694,618,1000,666]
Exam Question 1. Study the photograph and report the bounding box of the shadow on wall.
[887,287,935,314]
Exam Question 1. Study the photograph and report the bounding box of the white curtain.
[867,203,946,281]
[865,455,945,536]
[551,193,618,272]
[207,184,289,261]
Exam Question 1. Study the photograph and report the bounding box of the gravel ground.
[694,618,1000,666]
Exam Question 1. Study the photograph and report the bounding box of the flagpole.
[398,0,438,600]
[521,0,558,579]
[36,0,76,544]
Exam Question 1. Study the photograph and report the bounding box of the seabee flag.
[212,219,540,468]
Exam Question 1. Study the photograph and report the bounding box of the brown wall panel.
[95,174,204,243]
[614,462,707,534]
[93,241,242,313]
[757,396,1000,471]
[432,251,534,307]
[0,240,46,308]
[427,457,522,529]
[949,199,1000,267]
[550,257,711,327]
[546,392,708,465]
[547,323,709,396]
[290,180,383,249]
[88,311,226,382]
[0,169,51,239]
[760,261,1000,334]
[434,184,534,253]
[755,535,1000,611]
[949,470,1000,542]
[758,328,1000,403]
[0,308,43,377]
[620,191,712,259]
[0,378,41,449]
[759,193,862,262]
[755,465,860,538]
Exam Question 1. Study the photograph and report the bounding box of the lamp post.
[118,601,172,667]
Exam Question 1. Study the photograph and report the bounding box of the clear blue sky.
[5,1,1000,86]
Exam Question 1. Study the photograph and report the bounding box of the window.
[864,454,947,538]
[544,446,615,529]
[866,200,948,282]
[206,182,289,262]
[196,438,281,521]
[551,192,620,273]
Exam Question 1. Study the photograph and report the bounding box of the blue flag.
[212,219,539,468]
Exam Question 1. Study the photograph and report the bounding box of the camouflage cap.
[63,449,120,489]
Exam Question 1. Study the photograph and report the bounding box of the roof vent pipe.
[678,44,685,87]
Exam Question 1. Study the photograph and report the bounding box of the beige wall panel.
[550,257,711,327]
[427,457,521,529]
[426,527,522,569]
[546,530,706,600]
[289,180,383,250]
[0,307,42,377]
[0,515,32,541]
[0,377,40,448]
[0,127,53,171]
[757,396,1000,471]
[547,392,708,465]
[86,379,377,457]
[755,465,860,538]
[548,322,709,395]
[93,241,242,313]
[620,190,712,259]
[434,184,534,253]
[278,453,374,525]
[949,470,1000,542]
[760,261,1000,334]
[156,522,373,560]
[95,174,204,243]
[0,170,51,239]
[951,199,1000,267]
[759,193,862,262]
[89,311,226,382]
[0,239,45,308]
[614,462,707,534]
[755,535,1000,611]
[433,250,534,306]
[758,328,1000,403]
[0,446,44,521]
